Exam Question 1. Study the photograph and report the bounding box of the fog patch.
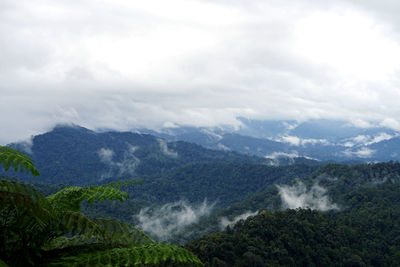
[265,151,299,166]
[277,181,339,211]
[219,211,258,230]
[98,145,140,178]
[157,139,178,158]
[217,143,230,151]
[98,148,115,163]
[343,147,375,158]
[371,176,388,186]
[200,129,223,141]
[14,137,34,155]
[135,200,214,241]
[343,133,396,147]
[277,135,329,146]
[265,151,300,159]
[380,118,400,131]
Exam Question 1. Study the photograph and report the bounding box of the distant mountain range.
[5,125,317,207]
[8,125,269,185]
[136,118,400,162]
[5,118,400,186]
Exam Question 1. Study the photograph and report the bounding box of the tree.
[0,146,203,266]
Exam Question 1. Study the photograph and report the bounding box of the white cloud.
[380,118,400,131]
[370,133,395,144]
[277,181,339,211]
[278,136,329,146]
[98,148,114,163]
[219,211,257,230]
[343,147,376,158]
[135,200,214,241]
[3,0,400,144]
[349,119,373,129]
[342,132,396,147]
[98,145,140,178]
[157,139,178,158]
[217,143,231,151]
[265,151,300,159]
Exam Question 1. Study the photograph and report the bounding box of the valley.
[3,123,400,265]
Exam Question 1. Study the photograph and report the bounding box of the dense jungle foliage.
[186,163,400,266]
[0,147,202,266]
[10,125,266,185]
[5,127,400,266]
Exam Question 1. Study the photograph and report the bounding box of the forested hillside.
[186,162,400,266]
[9,125,269,185]
[5,126,400,265]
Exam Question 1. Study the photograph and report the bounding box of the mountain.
[136,118,400,162]
[185,162,400,266]
[8,125,275,185]
[129,162,318,207]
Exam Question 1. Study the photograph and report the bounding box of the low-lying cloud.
[342,133,396,147]
[277,181,339,211]
[343,147,375,158]
[3,1,400,145]
[265,151,318,166]
[219,211,258,230]
[277,135,330,146]
[98,148,115,162]
[157,139,178,158]
[98,145,140,178]
[135,200,214,241]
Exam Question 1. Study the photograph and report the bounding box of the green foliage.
[0,147,202,266]
[130,162,318,207]
[0,180,57,265]
[14,125,264,185]
[186,162,400,266]
[0,146,40,176]
[43,243,203,266]
[47,180,140,213]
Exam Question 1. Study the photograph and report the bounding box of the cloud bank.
[3,0,400,144]
[277,181,339,211]
[135,200,214,241]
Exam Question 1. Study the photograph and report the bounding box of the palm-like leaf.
[47,181,140,213]
[0,147,203,266]
[0,180,56,265]
[43,243,203,266]
[0,146,40,176]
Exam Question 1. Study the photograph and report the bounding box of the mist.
[277,181,339,211]
[157,138,178,158]
[134,200,215,241]
[97,145,140,178]
[219,211,258,230]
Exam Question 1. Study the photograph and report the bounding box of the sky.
[2,0,400,144]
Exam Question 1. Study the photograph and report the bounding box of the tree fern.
[0,146,40,176]
[0,147,203,266]
[47,181,138,213]
[0,180,57,265]
[43,243,203,266]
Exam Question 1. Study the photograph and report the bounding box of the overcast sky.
[2,0,400,144]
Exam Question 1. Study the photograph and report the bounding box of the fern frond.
[0,179,54,230]
[0,146,40,176]
[44,243,204,266]
[47,182,131,213]
[46,216,154,251]
[0,180,56,265]
[58,211,105,240]
[92,218,154,246]
[0,258,9,267]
